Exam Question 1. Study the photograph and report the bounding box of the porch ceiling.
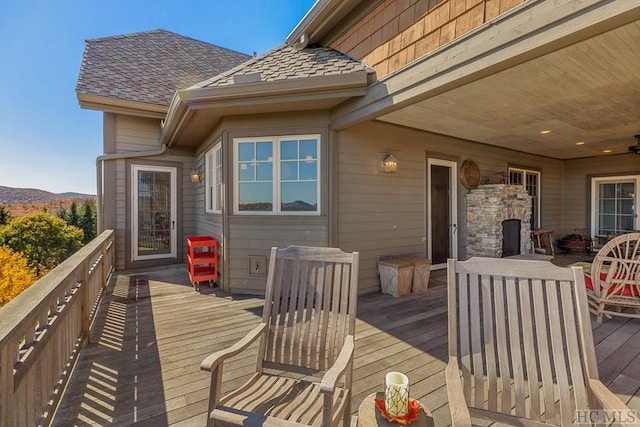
[376,20,640,160]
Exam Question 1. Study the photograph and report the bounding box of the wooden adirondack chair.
[201,246,359,427]
[446,257,636,426]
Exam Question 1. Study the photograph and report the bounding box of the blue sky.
[0,0,316,194]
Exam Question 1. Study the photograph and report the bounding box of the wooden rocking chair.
[446,257,635,426]
[201,246,359,426]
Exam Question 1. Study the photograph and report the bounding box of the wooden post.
[0,343,15,426]
[81,259,91,345]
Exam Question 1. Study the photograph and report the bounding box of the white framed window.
[233,135,320,215]
[591,175,640,236]
[508,167,541,229]
[205,143,222,213]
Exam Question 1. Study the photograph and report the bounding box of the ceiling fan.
[628,135,640,154]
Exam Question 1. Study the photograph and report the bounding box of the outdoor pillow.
[584,272,639,297]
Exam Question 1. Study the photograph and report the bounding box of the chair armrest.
[320,335,355,393]
[200,322,267,372]
[446,357,472,427]
[588,378,632,411]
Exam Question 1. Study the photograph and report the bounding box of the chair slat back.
[261,246,359,373]
[448,257,597,425]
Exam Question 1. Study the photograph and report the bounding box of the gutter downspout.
[95,144,167,233]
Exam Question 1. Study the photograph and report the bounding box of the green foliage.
[0,246,37,307]
[0,204,10,225]
[79,200,97,243]
[0,212,84,275]
[59,199,96,244]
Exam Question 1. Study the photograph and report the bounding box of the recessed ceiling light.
[603,149,612,153]
[540,130,552,134]
[576,141,585,145]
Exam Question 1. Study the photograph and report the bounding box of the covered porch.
[51,254,640,426]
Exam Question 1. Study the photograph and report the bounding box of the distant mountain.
[0,186,94,205]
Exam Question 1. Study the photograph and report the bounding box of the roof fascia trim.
[77,93,167,119]
[180,72,368,109]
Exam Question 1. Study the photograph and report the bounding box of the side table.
[357,392,434,427]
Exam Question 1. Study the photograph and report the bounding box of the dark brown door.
[431,164,450,265]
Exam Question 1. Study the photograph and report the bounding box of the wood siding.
[108,114,197,270]
[329,0,526,78]
[337,121,563,294]
[192,113,331,295]
[562,155,640,237]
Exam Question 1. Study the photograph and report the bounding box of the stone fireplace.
[466,184,532,258]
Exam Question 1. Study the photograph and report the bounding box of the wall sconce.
[191,166,203,183]
[379,153,398,173]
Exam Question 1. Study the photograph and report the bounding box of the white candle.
[385,371,409,418]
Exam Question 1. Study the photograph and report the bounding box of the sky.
[0,0,316,195]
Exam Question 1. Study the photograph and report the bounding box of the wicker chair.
[587,232,640,322]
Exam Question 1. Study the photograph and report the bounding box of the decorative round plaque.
[460,159,481,189]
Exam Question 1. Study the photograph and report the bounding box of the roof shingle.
[76,29,251,107]
[191,44,373,89]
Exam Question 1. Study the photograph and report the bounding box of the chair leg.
[597,303,605,323]
[343,391,352,427]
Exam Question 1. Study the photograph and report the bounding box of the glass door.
[427,158,458,269]
[591,175,639,237]
[132,165,177,261]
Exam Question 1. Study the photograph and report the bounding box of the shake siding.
[337,121,562,294]
[329,0,526,78]
[562,155,640,237]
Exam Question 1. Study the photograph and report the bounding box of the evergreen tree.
[0,205,11,226]
[67,201,80,228]
[78,199,97,243]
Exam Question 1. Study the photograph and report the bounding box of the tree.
[0,205,11,225]
[0,247,37,307]
[59,199,97,244]
[78,199,97,243]
[0,212,84,275]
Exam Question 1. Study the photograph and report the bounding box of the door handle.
[450,224,458,234]
[172,220,175,230]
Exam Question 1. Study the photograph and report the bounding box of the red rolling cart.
[187,236,218,290]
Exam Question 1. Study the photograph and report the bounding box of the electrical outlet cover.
[248,256,267,276]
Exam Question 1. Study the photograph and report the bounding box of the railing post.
[0,343,15,426]
[81,258,91,345]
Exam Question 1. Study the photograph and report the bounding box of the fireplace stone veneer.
[466,184,532,258]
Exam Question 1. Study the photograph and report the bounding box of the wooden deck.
[52,254,640,426]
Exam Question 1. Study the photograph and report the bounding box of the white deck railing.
[0,230,115,426]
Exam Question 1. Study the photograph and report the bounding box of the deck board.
[52,255,640,426]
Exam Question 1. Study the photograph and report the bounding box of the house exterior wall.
[329,0,526,78]
[106,113,196,270]
[562,155,640,237]
[192,112,331,295]
[337,121,563,294]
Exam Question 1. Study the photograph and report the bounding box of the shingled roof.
[76,29,251,108]
[190,44,374,89]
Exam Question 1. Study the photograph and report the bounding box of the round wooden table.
[357,392,434,427]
